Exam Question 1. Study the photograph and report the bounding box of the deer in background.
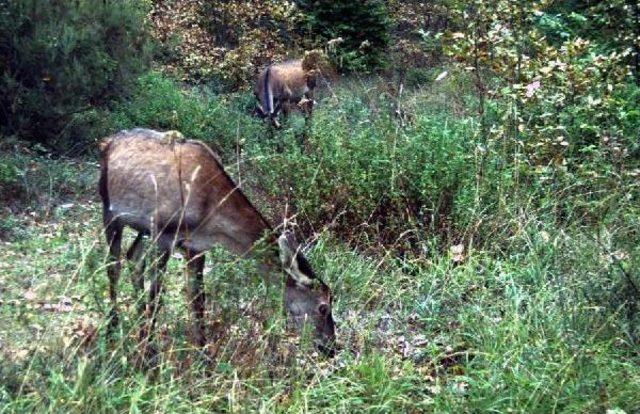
[98,128,336,356]
[254,50,327,128]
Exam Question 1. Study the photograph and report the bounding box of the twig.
[591,234,639,297]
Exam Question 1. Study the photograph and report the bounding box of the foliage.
[108,72,266,158]
[150,0,303,89]
[385,0,451,82]
[443,0,638,184]
[149,0,452,84]
[242,80,477,247]
[295,0,391,72]
[0,154,21,191]
[149,0,393,83]
[0,0,154,150]
[542,0,638,67]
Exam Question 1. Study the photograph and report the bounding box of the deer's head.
[278,233,336,356]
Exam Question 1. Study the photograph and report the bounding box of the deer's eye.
[318,303,329,316]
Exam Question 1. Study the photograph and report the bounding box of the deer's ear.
[278,233,315,286]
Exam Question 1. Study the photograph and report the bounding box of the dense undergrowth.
[1,69,639,412]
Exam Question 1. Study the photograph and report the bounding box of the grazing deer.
[98,128,336,355]
[255,51,328,128]
[255,60,319,128]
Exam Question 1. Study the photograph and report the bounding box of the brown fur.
[101,128,269,254]
[99,129,335,355]
[254,60,319,126]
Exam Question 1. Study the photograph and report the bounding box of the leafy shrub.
[0,155,21,190]
[541,0,638,66]
[439,0,639,238]
[444,1,638,160]
[0,0,153,151]
[295,0,391,72]
[151,1,303,89]
[241,79,478,247]
[109,72,267,158]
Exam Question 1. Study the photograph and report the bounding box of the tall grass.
[1,205,638,412]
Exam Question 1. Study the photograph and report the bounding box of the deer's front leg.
[302,90,315,117]
[143,250,170,343]
[136,248,169,364]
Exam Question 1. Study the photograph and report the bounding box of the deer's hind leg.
[300,90,314,149]
[139,248,170,358]
[127,232,146,317]
[104,220,124,334]
[126,232,147,317]
[147,250,170,332]
[186,250,206,348]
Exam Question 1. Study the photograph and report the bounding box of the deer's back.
[100,129,265,252]
[258,60,308,100]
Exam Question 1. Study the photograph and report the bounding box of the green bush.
[0,155,21,190]
[108,72,267,158]
[295,0,391,72]
[0,0,153,151]
[105,69,639,259]
[240,79,478,246]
